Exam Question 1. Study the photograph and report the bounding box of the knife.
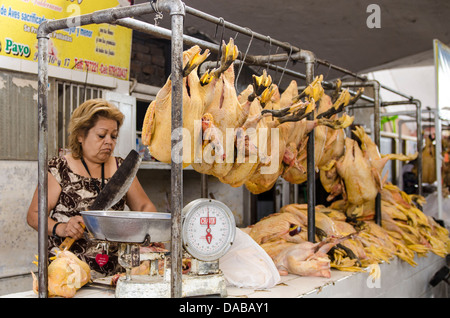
[58,150,142,251]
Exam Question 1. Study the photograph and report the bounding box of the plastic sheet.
[219,228,280,289]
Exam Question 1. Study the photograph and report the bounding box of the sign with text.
[0,0,132,80]
[434,39,450,120]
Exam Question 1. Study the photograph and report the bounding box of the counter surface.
[2,253,447,298]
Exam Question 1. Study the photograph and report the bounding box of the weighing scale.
[81,198,235,298]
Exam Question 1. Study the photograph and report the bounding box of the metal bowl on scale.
[80,211,171,243]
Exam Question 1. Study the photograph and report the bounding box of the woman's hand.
[57,215,85,240]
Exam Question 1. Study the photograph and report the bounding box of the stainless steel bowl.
[81,211,171,243]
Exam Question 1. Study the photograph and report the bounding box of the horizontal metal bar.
[347,101,418,110]
[380,100,416,106]
[184,6,367,80]
[379,110,417,117]
[116,17,220,51]
[38,3,157,37]
[122,13,410,107]
[379,84,414,100]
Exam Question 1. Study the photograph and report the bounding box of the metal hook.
[214,17,225,38]
[324,62,332,81]
[215,17,226,67]
[150,0,163,26]
[235,27,254,89]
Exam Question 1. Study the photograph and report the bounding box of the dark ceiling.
[134,0,450,87]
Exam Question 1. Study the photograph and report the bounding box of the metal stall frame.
[420,108,443,220]
[35,1,429,298]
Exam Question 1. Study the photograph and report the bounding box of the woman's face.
[78,116,119,163]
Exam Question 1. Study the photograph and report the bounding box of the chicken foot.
[316,88,364,119]
[199,38,239,84]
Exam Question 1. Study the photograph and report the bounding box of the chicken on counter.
[31,251,91,298]
[261,236,350,278]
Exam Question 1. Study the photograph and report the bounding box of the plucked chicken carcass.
[280,204,366,270]
[322,126,418,219]
[250,76,357,189]
[192,65,250,177]
[31,251,91,298]
[261,235,353,278]
[331,126,418,213]
[419,135,436,183]
[317,94,347,201]
[352,126,389,184]
[191,40,253,177]
[244,80,316,194]
[142,45,211,166]
[353,125,418,185]
[279,83,359,186]
[191,50,278,188]
[246,209,308,245]
[336,137,380,206]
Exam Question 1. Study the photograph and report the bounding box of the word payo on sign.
[4,38,31,57]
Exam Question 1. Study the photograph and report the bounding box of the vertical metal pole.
[415,101,423,196]
[434,108,443,219]
[398,120,405,189]
[201,174,208,198]
[37,33,49,298]
[168,3,185,299]
[372,81,382,225]
[289,184,298,204]
[302,51,315,243]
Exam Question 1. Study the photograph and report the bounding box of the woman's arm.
[26,172,85,239]
[27,172,62,236]
[125,176,157,212]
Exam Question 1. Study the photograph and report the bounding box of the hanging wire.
[272,45,280,81]
[277,43,293,87]
[266,36,272,73]
[235,27,254,89]
[214,17,226,68]
[324,62,332,81]
[314,60,320,76]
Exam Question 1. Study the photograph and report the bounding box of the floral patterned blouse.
[47,156,126,278]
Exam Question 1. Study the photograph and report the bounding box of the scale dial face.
[182,199,236,262]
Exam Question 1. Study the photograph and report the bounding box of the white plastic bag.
[219,228,280,289]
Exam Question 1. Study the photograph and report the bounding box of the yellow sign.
[0,0,132,80]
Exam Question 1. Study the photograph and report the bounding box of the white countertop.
[3,253,446,298]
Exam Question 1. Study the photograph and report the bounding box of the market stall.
[17,0,450,298]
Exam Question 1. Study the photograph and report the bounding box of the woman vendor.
[27,98,157,278]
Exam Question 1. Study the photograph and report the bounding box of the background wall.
[0,161,38,295]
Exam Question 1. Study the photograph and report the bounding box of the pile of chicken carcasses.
[142,40,450,279]
[244,183,450,278]
[242,118,449,278]
[141,40,359,192]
